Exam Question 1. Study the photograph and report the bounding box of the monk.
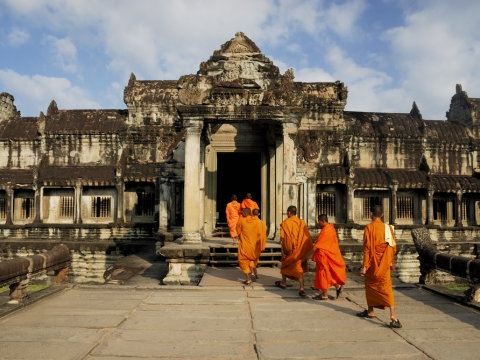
[305,214,346,300]
[358,205,402,328]
[226,194,241,245]
[275,205,313,297]
[236,208,262,285]
[241,193,259,214]
[251,208,267,278]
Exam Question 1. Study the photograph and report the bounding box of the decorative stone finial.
[128,72,136,87]
[456,84,463,94]
[235,32,245,37]
[410,101,422,119]
[47,100,58,116]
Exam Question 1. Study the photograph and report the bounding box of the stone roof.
[344,112,424,138]
[45,110,127,134]
[123,78,178,106]
[39,166,116,185]
[317,165,348,184]
[124,163,158,182]
[429,175,480,193]
[424,120,471,144]
[0,169,34,187]
[0,117,39,140]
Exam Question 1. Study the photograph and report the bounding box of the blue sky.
[1,0,479,119]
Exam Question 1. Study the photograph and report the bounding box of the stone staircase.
[206,226,282,267]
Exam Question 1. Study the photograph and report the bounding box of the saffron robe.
[280,216,313,280]
[312,223,346,291]
[241,199,259,213]
[236,216,262,274]
[226,200,241,238]
[362,218,397,309]
[252,215,267,252]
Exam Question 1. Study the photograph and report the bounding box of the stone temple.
[1,32,480,284]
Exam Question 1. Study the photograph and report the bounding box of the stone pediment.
[178,32,305,107]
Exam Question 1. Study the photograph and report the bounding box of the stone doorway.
[216,152,262,223]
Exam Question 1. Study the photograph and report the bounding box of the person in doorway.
[252,208,267,279]
[236,208,262,285]
[305,214,346,300]
[275,206,313,297]
[226,194,241,245]
[357,205,402,328]
[241,193,259,214]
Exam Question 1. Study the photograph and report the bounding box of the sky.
[1,0,480,119]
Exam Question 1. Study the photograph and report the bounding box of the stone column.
[74,179,82,224]
[305,165,318,229]
[159,179,170,231]
[455,186,463,227]
[5,184,13,225]
[268,147,276,239]
[427,185,434,225]
[33,188,42,224]
[204,145,217,236]
[275,137,284,237]
[282,124,298,216]
[390,181,398,225]
[182,121,203,244]
[115,178,124,223]
[346,179,354,223]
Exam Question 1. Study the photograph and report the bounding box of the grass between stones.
[0,284,49,294]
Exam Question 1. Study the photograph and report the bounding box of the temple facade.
[1,32,480,283]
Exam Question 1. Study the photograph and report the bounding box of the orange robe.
[312,223,346,291]
[253,215,267,252]
[241,199,259,213]
[236,216,262,274]
[226,200,241,238]
[280,216,313,280]
[362,219,397,309]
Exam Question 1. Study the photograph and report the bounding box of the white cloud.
[6,29,29,45]
[0,69,99,116]
[295,67,335,83]
[43,35,78,73]
[325,0,367,38]
[382,1,480,119]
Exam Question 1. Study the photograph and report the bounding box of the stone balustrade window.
[0,198,5,219]
[21,198,34,219]
[397,196,414,219]
[136,191,155,216]
[60,196,74,218]
[361,196,382,220]
[433,199,447,221]
[91,196,111,218]
[316,192,335,218]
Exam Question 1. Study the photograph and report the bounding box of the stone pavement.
[1,269,480,359]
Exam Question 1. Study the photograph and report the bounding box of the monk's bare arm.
[360,226,371,276]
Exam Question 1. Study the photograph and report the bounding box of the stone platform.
[1,281,480,359]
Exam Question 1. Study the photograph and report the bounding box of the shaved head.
[287,205,297,216]
[242,208,251,217]
[371,205,383,218]
[246,193,252,199]
[231,194,237,200]
[252,209,259,216]
[318,214,328,223]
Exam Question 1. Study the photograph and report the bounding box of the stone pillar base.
[162,263,207,285]
[181,232,202,245]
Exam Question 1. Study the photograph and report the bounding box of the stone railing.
[0,244,70,304]
[411,228,480,302]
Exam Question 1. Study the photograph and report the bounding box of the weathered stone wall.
[0,92,20,120]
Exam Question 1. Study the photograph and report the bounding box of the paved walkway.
[1,267,480,359]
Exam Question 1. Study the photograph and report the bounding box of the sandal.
[274,281,286,289]
[356,310,375,318]
[313,295,328,300]
[336,286,343,299]
[299,290,306,297]
[243,280,252,285]
[390,319,402,328]
[251,276,256,282]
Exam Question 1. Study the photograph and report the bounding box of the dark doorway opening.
[216,152,261,223]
